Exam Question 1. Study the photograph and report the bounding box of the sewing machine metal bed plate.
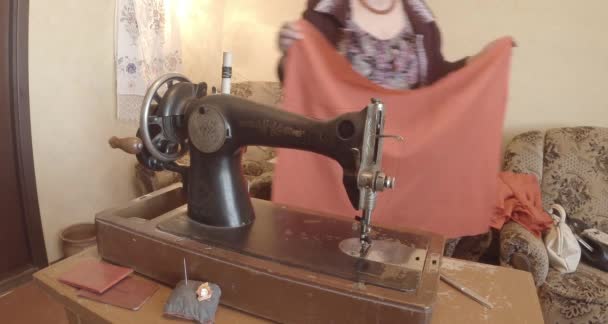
[96,184,444,324]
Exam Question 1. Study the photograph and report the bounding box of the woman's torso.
[318,0,430,89]
[299,0,465,87]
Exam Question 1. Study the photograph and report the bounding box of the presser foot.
[359,235,372,257]
[359,239,371,257]
[354,216,372,256]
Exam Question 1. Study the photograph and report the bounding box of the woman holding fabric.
[273,0,502,254]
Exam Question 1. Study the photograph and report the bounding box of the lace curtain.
[115,0,182,121]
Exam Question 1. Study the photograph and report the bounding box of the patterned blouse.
[326,0,433,89]
[339,17,425,89]
[279,0,466,89]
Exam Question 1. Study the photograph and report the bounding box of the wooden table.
[34,247,543,324]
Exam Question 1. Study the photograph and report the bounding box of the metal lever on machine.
[379,134,405,142]
[109,136,143,155]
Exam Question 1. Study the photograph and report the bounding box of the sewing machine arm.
[110,74,396,252]
[183,95,365,226]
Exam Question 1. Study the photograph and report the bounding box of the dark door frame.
[1,0,47,288]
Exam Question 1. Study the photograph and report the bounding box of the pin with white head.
[221,52,232,95]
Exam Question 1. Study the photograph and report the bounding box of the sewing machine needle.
[440,273,494,309]
[359,241,371,257]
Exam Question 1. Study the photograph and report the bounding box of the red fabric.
[272,20,513,238]
[492,172,553,238]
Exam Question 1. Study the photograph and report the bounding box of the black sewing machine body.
[100,74,444,324]
[182,94,365,228]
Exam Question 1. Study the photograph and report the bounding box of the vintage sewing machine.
[101,74,444,323]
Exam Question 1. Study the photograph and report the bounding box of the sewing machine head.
[104,74,444,322]
[112,73,397,253]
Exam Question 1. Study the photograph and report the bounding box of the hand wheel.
[139,73,191,163]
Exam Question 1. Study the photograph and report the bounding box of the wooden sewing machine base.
[96,184,445,324]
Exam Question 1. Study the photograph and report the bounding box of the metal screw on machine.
[384,176,396,189]
[374,172,396,192]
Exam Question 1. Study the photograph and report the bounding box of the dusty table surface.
[34,247,543,324]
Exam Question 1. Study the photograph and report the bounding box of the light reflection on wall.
[221,0,305,82]
[175,0,226,87]
[169,0,304,84]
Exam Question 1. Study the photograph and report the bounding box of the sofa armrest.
[134,164,181,195]
[502,131,545,183]
[500,221,549,286]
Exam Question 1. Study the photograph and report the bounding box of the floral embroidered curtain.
[116,0,182,120]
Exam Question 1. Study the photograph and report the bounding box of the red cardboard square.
[58,259,133,294]
[77,276,159,310]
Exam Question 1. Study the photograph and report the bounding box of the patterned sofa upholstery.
[134,82,282,199]
[500,127,608,324]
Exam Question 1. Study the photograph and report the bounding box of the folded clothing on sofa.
[492,172,553,238]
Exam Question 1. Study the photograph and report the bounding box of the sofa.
[500,127,608,323]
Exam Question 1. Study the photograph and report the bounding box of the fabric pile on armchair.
[492,172,553,238]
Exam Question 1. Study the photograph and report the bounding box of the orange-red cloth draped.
[272,20,513,238]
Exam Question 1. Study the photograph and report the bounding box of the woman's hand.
[278,22,303,54]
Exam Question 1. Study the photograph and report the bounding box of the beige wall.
[429,0,608,143]
[221,0,305,82]
[178,0,226,87]
[29,0,140,262]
